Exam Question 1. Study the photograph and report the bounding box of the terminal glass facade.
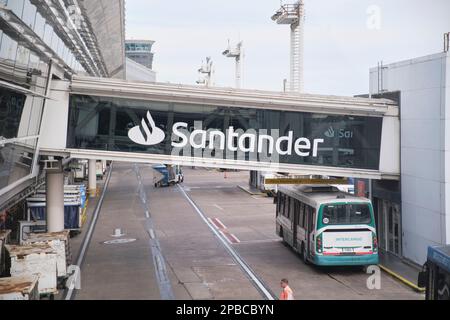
[0,0,93,198]
[0,0,86,76]
[67,94,383,170]
[0,87,38,190]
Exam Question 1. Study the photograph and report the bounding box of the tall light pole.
[272,0,305,93]
[196,57,214,87]
[222,40,243,89]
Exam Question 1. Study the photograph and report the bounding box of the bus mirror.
[273,195,278,204]
[418,272,427,288]
[417,264,428,289]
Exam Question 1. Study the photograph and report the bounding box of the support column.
[46,170,65,232]
[88,159,97,198]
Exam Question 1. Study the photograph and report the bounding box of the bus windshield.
[321,203,372,225]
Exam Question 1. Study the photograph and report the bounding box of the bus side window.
[285,197,291,219]
[299,203,305,228]
[290,198,296,221]
[294,200,300,225]
[310,208,316,232]
[279,194,285,216]
[277,194,282,214]
[311,208,317,230]
[306,206,314,232]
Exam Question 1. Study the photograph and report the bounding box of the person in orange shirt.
[280,279,294,300]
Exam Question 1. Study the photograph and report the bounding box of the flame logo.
[324,126,335,138]
[128,111,165,146]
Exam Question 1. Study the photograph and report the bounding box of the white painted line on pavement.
[65,163,113,300]
[177,184,275,301]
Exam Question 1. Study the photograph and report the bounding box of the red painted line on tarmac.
[228,233,241,244]
[322,251,374,256]
[209,218,222,230]
[220,230,240,244]
[209,217,241,244]
[211,218,226,230]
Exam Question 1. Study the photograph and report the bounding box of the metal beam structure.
[70,77,398,117]
[29,0,108,77]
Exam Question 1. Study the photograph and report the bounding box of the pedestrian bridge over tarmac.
[37,76,399,180]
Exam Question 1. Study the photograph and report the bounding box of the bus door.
[292,200,299,250]
[295,202,306,251]
[288,197,295,247]
[306,207,316,256]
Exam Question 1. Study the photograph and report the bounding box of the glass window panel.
[15,45,29,66]
[14,45,30,83]
[43,24,54,48]
[0,35,18,61]
[56,37,63,57]
[62,42,68,61]
[68,53,74,68]
[33,12,45,39]
[0,134,37,191]
[27,52,39,70]
[6,0,24,17]
[0,87,27,139]
[23,96,44,136]
[21,0,36,29]
[63,45,70,64]
[27,53,47,94]
[322,204,372,225]
[51,33,59,52]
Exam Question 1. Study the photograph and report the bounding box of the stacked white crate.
[24,231,71,278]
[0,275,40,300]
[6,244,58,295]
[0,230,11,276]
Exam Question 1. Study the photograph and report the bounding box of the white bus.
[276,185,379,266]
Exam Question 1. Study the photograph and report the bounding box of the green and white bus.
[275,185,379,266]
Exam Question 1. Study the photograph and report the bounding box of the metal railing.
[272,3,301,21]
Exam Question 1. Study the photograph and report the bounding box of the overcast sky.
[126,0,450,96]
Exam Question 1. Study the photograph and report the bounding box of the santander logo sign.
[128,111,325,159]
[128,111,166,146]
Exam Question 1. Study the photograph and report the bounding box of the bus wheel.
[280,228,287,246]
